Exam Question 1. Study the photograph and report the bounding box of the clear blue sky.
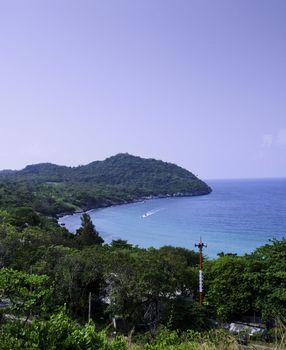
[1,0,285,179]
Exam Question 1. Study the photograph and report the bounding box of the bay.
[59,179,286,258]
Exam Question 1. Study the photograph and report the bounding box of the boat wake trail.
[141,208,164,218]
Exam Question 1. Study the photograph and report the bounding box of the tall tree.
[75,213,104,247]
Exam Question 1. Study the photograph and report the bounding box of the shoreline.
[56,190,212,220]
[56,178,286,259]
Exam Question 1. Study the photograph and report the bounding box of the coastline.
[56,189,212,220]
[57,178,286,258]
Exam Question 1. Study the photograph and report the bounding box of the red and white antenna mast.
[195,237,207,305]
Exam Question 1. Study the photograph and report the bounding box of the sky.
[0,0,285,179]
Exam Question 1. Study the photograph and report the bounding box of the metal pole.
[195,237,207,305]
[88,292,91,321]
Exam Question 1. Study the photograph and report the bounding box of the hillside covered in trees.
[0,153,211,216]
[0,154,284,348]
[0,207,285,349]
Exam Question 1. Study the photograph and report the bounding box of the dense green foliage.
[0,154,211,216]
[75,213,104,247]
[0,207,285,347]
[204,239,286,322]
[0,312,254,350]
[0,156,285,348]
[0,309,128,350]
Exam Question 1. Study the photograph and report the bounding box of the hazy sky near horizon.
[1,0,285,179]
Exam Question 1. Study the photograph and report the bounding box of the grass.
[127,325,286,350]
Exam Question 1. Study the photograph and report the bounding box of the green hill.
[0,153,211,215]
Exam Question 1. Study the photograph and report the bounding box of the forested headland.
[0,153,211,216]
[0,154,285,349]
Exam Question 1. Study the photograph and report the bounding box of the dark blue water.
[59,179,286,258]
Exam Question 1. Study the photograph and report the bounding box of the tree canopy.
[75,213,104,247]
[0,154,211,216]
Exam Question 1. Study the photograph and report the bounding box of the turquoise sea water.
[59,179,286,258]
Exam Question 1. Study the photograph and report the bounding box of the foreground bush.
[2,313,285,350]
[0,310,127,350]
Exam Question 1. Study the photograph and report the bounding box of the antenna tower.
[195,237,207,305]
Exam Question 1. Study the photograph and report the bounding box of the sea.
[58,179,286,259]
